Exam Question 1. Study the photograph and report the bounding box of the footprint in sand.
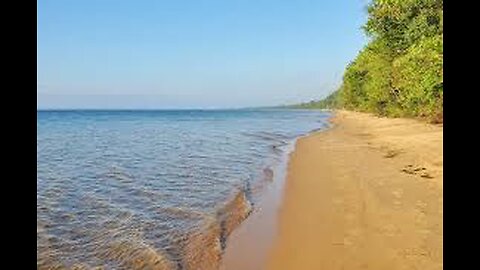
[393,200,402,208]
[392,189,403,208]
[342,228,361,246]
[384,150,399,158]
[401,165,434,178]
[392,189,403,199]
[415,200,428,211]
[383,148,402,158]
[378,224,400,237]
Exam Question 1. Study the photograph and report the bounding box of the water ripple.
[37,109,329,269]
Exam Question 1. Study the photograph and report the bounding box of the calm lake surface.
[37,109,330,269]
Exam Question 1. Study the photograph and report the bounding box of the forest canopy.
[298,0,443,122]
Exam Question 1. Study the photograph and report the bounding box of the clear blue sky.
[37,0,369,109]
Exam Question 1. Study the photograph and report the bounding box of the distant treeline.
[295,0,443,123]
[290,91,339,109]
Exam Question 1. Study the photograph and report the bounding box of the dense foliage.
[312,0,443,122]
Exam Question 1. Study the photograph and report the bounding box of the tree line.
[295,0,443,123]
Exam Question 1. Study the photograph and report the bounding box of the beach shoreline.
[220,131,307,270]
[222,109,443,270]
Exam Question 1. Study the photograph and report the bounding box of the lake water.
[37,109,330,269]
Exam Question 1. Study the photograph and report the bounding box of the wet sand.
[222,110,443,270]
[266,110,443,270]
[220,141,294,270]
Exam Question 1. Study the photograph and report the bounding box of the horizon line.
[36,106,293,111]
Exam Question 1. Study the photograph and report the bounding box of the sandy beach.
[266,110,443,270]
[223,110,443,270]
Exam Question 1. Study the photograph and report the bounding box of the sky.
[37,0,369,109]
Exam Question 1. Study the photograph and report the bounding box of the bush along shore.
[293,0,443,123]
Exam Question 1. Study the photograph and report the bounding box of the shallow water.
[37,109,330,269]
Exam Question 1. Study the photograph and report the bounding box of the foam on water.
[37,109,330,269]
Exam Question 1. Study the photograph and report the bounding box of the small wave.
[241,131,289,143]
[177,188,253,270]
[216,189,253,244]
[182,218,223,270]
[102,166,135,184]
[96,240,176,270]
[158,206,207,221]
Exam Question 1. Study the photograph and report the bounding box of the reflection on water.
[37,109,330,269]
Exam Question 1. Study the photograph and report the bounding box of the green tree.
[332,0,443,122]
